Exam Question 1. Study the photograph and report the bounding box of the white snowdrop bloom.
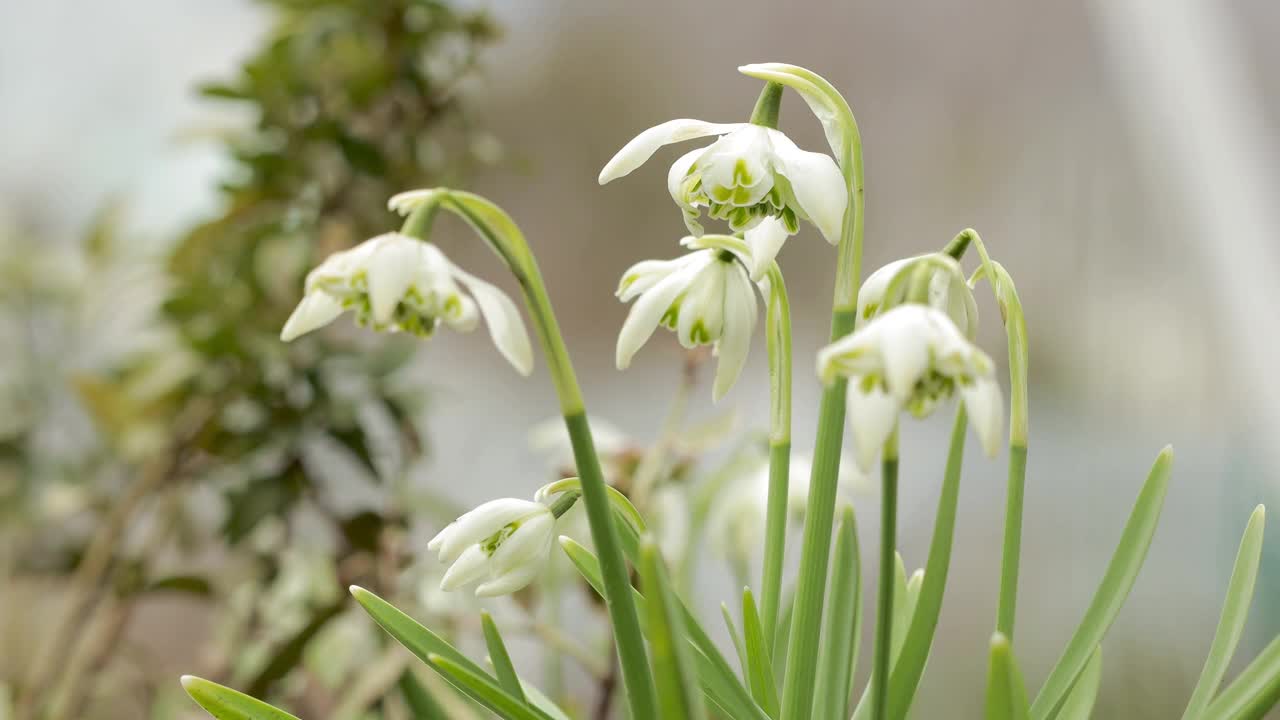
[599,120,846,245]
[281,233,533,375]
[709,453,864,561]
[428,498,555,598]
[857,254,978,337]
[615,244,759,401]
[817,304,1003,471]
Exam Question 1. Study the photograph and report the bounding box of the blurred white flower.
[599,120,846,244]
[817,304,1003,471]
[615,245,758,400]
[428,498,555,597]
[857,254,978,337]
[281,233,533,375]
[709,453,865,561]
[528,415,633,481]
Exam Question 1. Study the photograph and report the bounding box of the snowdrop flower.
[817,304,1003,471]
[281,232,533,375]
[599,120,846,245]
[857,254,978,337]
[428,498,556,597]
[615,243,758,401]
[709,453,865,563]
[528,415,635,484]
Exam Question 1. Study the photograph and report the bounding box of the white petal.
[667,148,705,207]
[488,511,553,575]
[476,556,545,597]
[962,376,1004,458]
[427,521,455,556]
[767,129,847,244]
[364,234,421,325]
[435,498,543,564]
[440,545,490,590]
[616,253,711,369]
[617,258,680,302]
[742,217,790,281]
[449,264,534,376]
[711,263,758,401]
[878,307,932,400]
[847,383,901,472]
[388,188,446,216]
[676,262,726,348]
[857,257,917,323]
[281,291,344,341]
[599,119,747,184]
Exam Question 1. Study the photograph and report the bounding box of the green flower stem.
[964,230,1031,640]
[872,429,900,720]
[436,190,658,720]
[750,82,784,128]
[769,65,866,720]
[759,263,794,648]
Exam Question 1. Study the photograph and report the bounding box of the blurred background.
[2,0,1278,718]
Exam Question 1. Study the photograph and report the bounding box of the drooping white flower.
[857,254,978,337]
[817,304,1003,471]
[599,120,846,245]
[615,243,759,401]
[427,498,555,597]
[708,453,865,563]
[528,415,634,483]
[281,233,533,375]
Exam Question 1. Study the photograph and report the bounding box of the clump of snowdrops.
[181,63,1280,720]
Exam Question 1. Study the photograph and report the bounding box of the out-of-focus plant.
[7,1,503,718]
[179,59,1280,720]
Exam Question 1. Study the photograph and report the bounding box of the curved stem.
[964,230,1031,639]
[759,263,794,647]
[772,68,866,720]
[872,428,900,720]
[437,191,658,719]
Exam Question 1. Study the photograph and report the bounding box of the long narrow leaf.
[850,553,917,720]
[1203,634,1280,720]
[888,406,967,720]
[815,506,862,720]
[427,654,550,720]
[742,588,781,718]
[722,602,750,679]
[1029,447,1173,720]
[1056,648,1102,720]
[640,538,707,720]
[1183,505,1266,719]
[398,671,449,720]
[180,676,300,720]
[481,612,527,703]
[986,634,1031,720]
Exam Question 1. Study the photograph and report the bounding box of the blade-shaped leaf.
[398,671,449,720]
[427,654,551,720]
[986,634,1031,720]
[1056,647,1102,720]
[640,538,707,720]
[815,505,862,720]
[481,611,527,703]
[742,588,781,718]
[888,406,966,720]
[722,602,750,679]
[180,676,300,720]
[1030,447,1173,720]
[1183,505,1266,719]
[1203,634,1280,720]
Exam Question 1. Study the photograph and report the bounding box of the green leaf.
[1203,634,1280,719]
[1183,505,1266,719]
[721,603,750,679]
[1057,647,1102,720]
[986,634,1031,720]
[180,676,300,720]
[1030,447,1174,720]
[736,63,856,167]
[815,505,862,720]
[426,654,551,720]
[145,575,213,597]
[888,405,967,720]
[742,588,780,718]
[639,538,707,720]
[481,611,526,703]
[398,671,449,719]
[559,538,769,720]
